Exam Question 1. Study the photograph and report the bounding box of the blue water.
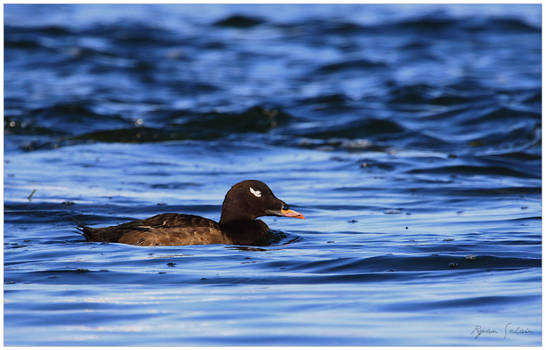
[4,4,541,346]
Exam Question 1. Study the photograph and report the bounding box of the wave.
[5,24,74,49]
[10,106,295,149]
[410,186,541,197]
[83,21,179,46]
[384,294,540,312]
[277,254,541,274]
[465,17,541,33]
[459,106,540,126]
[294,118,405,139]
[76,106,294,143]
[5,24,74,36]
[408,164,538,179]
[214,14,265,28]
[316,59,387,74]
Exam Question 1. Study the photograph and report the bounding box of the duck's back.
[82,213,231,246]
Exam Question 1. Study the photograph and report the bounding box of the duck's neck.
[220,205,256,224]
[219,219,270,245]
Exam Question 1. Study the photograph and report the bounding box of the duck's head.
[219,180,304,223]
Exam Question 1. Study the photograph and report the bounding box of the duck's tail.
[71,216,99,242]
[80,226,102,242]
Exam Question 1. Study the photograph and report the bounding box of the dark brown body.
[80,180,303,246]
[82,213,271,246]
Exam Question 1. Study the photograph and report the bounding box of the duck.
[80,180,304,246]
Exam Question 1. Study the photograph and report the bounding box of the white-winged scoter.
[81,180,304,246]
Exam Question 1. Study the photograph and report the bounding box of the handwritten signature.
[471,323,533,339]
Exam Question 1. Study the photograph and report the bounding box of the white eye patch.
[249,187,262,198]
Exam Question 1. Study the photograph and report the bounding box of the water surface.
[4,4,541,346]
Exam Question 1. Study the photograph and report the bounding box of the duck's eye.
[282,204,289,210]
[249,187,262,198]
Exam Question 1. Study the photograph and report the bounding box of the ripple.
[214,14,265,28]
[316,59,387,74]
